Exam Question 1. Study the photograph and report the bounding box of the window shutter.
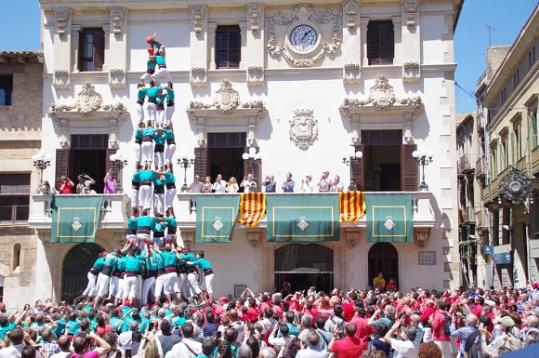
[366,23,380,64]
[55,149,70,184]
[400,144,418,191]
[194,147,208,179]
[351,144,365,190]
[93,29,105,71]
[380,22,394,64]
[78,30,84,72]
[252,159,261,189]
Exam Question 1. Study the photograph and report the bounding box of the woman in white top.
[329,175,344,192]
[300,175,315,193]
[227,177,239,193]
[212,174,227,193]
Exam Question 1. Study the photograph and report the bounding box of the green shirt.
[164,129,174,140]
[153,132,166,145]
[142,128,156,137]
[93,257,105,270]
[138,170,156,182]
[166,88,175,102]
[131,171,140,185]
[160,251,177,267]
[137,88,147,101]
[191,257,212,270]
[164,171,175,184]
[124,255,141,273]
[104,253,118,269]
[128,217,138,231]
[155,55,166,66]
[146,252,160,272]
[146,86,161,100]
[0,322,16,339]
[165,216,176,228]
[116,256,125,272]
[136,215,156,229]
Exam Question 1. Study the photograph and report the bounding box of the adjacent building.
[2,0,464,308]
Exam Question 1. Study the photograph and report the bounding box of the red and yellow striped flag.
[339,191,366,223]
[238,192,266,227]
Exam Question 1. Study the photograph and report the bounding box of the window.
[513,69,520,89]
[501,88,507,104]
[78,28,105,72]
[12,244,21,270]
[490,146,497,178]
[0,174,30,224]
[215,25,241,69]
[0,75,13,106]
[529,46,536,69]
[514,124,522,161]
[501,135,509,170]
[530,105,538,148]
[367,20,394,65]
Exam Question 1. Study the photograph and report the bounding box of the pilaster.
[246,3,265,87]
[341,1,361,84]
[53,7,73,89]
[108,7,127,88]
[401,0,421,82]
[190,5,208,86]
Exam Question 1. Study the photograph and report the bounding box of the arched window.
[368,243,398,289]
[62,243,103,303]
[12,243,21,270]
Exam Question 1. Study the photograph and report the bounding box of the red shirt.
[60,182,74,194]
[471,304,483,317]
[342,301,356,322]
[243,307,259,322]
[420,305,435,323]
[432,311,450,342]
[350,316,371,343]
[331,336,365,358]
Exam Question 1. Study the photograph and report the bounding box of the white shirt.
[241,180,257,193]
[300,181,314,193]
[212,180,227,193]
[50,352,71,358]
[165,338,202,358]
[0,344,25,358]
[390,338,418,358]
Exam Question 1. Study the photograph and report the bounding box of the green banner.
[51,195,103,243]
[196,195,240,243]
[366,194,413,243]
[267,194,340,242]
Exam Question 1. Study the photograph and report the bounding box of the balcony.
[461,206,475,224]
[476,157,486,179]
[28,194,129,230]
[458,154,474,174]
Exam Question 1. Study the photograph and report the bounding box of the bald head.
[466,314,478,327]
[526,315,539,328]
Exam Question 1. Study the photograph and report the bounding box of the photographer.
[328,323,364,358]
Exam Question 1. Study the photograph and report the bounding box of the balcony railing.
[476,157,486,179]
[458,154,474,174]
[28,194,129,230]
[175,192,436,229]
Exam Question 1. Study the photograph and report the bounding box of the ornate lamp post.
[109,152,128,193]
[412,147,433,191]
[32,150,51,184]
[342,145,363,191]
[177,149,195,192]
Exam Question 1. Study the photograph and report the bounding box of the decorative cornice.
[190,4,206,35]
[247,3,263,33]
[110,7,126,36]
[54,7,72,38]
[402,0,421,28]
[343,0,360,30]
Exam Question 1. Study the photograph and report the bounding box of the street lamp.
[412,147,433,191]
[342,145,363,191]
[109,152,128,193]
[32,150,51,184]
[177,149,195,192]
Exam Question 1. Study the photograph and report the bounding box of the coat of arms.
[368,76,396,110]
[289,109,318,150]
[213,80,240,113]
[75,83,103,113]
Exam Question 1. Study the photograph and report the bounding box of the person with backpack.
[430,300,452,358]
[450,313,482,358]
[324,304,345,336]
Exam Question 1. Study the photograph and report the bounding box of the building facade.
[476,5,539,289]
[0,51,43,304]
[6,0,463,309]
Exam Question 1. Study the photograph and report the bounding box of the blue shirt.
[282,180,295,192]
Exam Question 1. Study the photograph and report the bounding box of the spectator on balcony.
[203,176,212,193]
[329,175,344,192]
[386,278,398,292]
[104,170,117,194]
[37,180,53,195]
[263,175,276,193]
[240,173,257,193]
[317,170,331,192]
[300,175,315,193]
[189,175,204,193]
[77,174,96,194]
[212,174,227,194]
[281,172,295,193]
[58,176,75,194]
[227,177,239,193]
[372,272,386,291]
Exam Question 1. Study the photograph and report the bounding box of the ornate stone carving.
[196,117,206,146]
[247,3,262,33]
[402,0,420,28]
[190,5,206,34]
[344,229,360,248]
[343,63,361,84]
[403,62,420,83]
[266,4,342,67]
[110,7,126,36]
[190,67,207,86]
[247,66,264,86]
[343,0,360,30]
[414,228,430,248]
[246,229,262,247]
[188,81,266,114]
[289,109,318,150]
[340,76,424,117]
[499,167,533,205]
[54,7,72,38]
[109,68,126,88]
[53,69,70,89]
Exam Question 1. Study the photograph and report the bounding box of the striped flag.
[339,191,366,223]
[238,192,266,227]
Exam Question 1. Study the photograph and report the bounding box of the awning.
[366,193,413,243]
[51,195,103,243]
[266,194,340,242]
[196,194,239,243]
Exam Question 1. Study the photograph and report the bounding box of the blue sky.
[1,0,537,113]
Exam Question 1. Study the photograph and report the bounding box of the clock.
[289,24,318,52]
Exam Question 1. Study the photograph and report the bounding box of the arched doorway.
[62,243,103,303]
[368,243,398,289]
[274,244,333,293]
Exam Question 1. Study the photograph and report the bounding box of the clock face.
[289,25,318,52]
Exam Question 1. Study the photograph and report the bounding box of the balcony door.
[69,135,108,193]
[368,243,398,289]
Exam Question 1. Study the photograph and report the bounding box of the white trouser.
[139,185,152,210]
[165,188,176,209]
[165,105,175,126]
[154,151,165,170]
[153,235,164,248]
[154,67,172,84]
[153,193,165,215]
[202,273,214,294]
[136,232,151,250]
[145,102,157,124]
[154,275,166,301]
[83,272,98,297]
[130,188,139,209]
[164,143,176,165]
[180,273,190,298]
[176,235,185,249]
[108,276,120,299]
[156,110,166,128]
[163,272,177,295]
[187,271,202,295]
[435,341,452,358]
[116,278,125,301]
[134,143,142,163]
[123,275,139,300]
[95,273,111,298]
[136,103,144,124]
[174,272,186,294]
[141,276,156,306]
[140,72,152,83]
[141,141,154,164]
